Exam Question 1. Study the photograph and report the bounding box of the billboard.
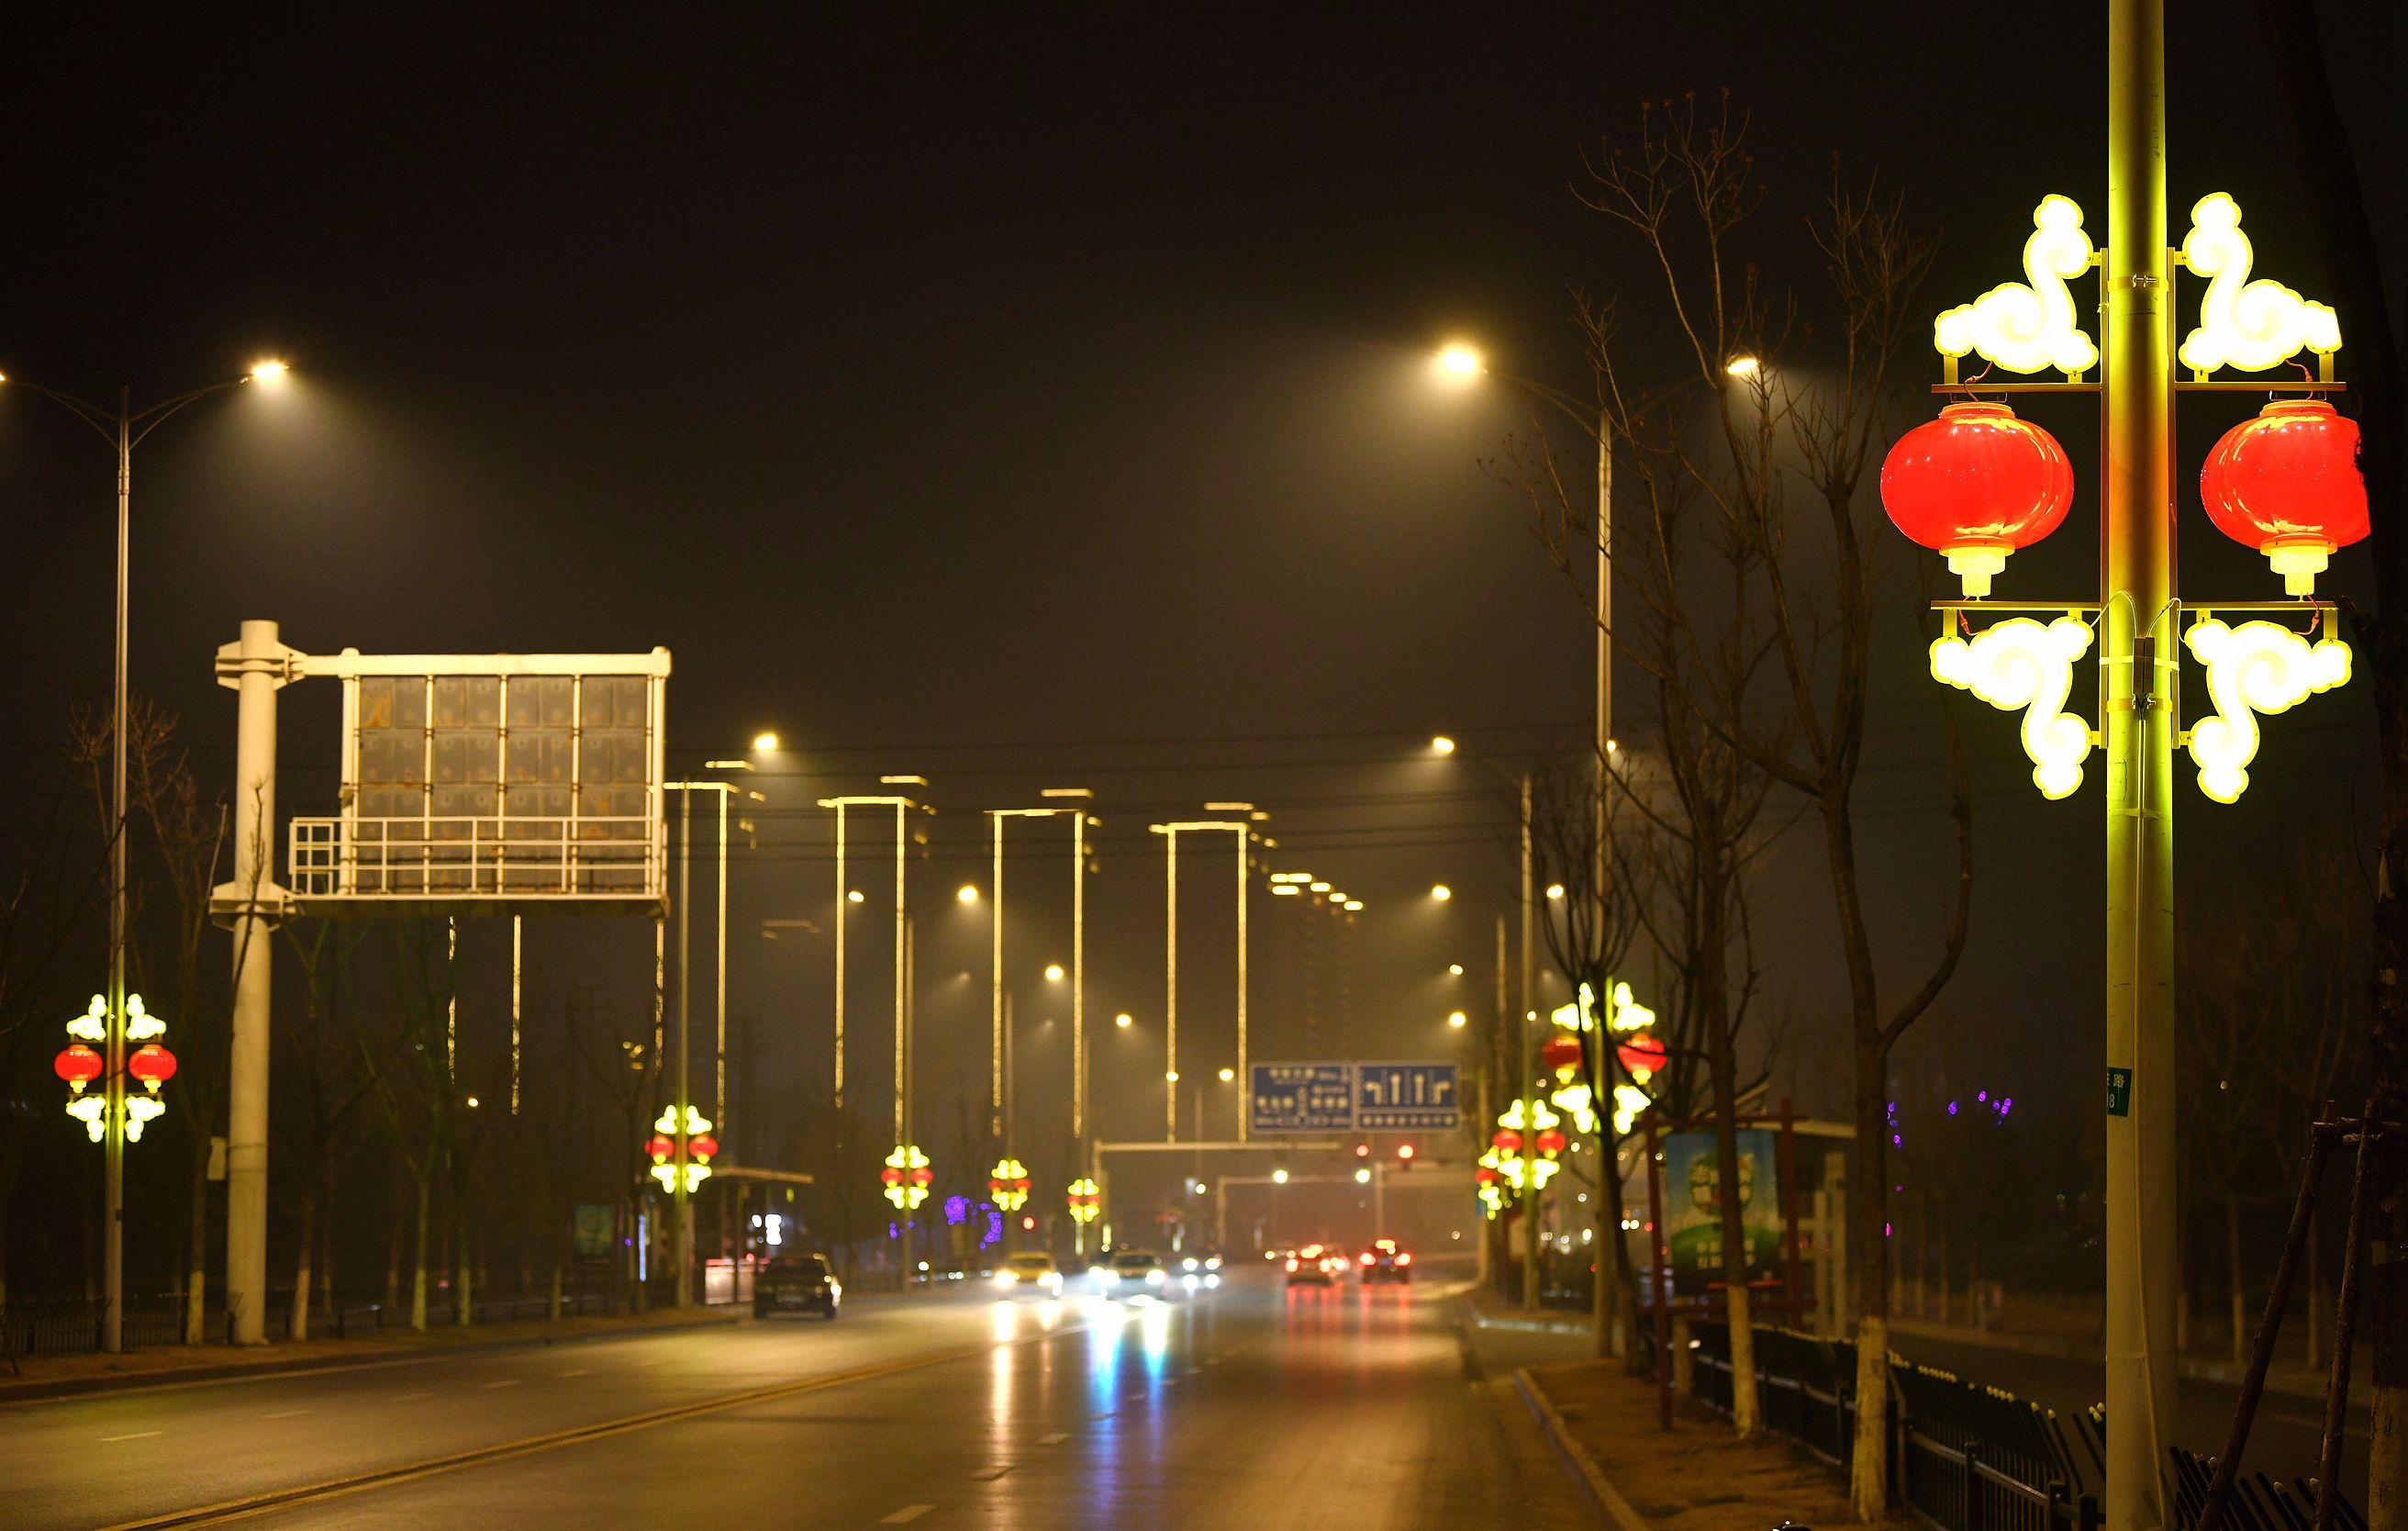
[1659,1129,1784,1296]
[288,650,670,910]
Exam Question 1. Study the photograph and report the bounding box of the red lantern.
[647,1134,674,1161]
[1490,1129,1522,1156]
[1534,1129,1567,1157]
[1880,402,2074,597]
[1616,1034,1667,1078]
[54,1044,103,1090]
[2201,398,2366,596]
[128,1044,177,1089]
[1540,1033,1585,1082]
[687,1134,719,1160]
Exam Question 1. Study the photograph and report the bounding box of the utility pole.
[2102,2,2178,1523]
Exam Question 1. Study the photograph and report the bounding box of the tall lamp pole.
[1148,817,1254,1146]
[819,781,925,1257]
[3,361,290,1352]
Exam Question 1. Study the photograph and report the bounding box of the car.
[1358,1239,1413,1284]
[753,1253,842,1320]
[1094,1249,1168,1293]
[1175,1250,1223,1290]
[1283,1243,1347,1286]
[991,1251,1065,1297]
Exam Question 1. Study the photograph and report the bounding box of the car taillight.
[1359,1252,1375,1266]
[1286,1257,1299,1271]
[1396,1253,1411,1267]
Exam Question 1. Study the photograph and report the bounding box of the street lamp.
[1723,354,1762,377]
[751,732,780,753]
[1882,12,2365,1523]
[1044,963,1065,982]
[1430,884,1452,902]
[4,359,291,1353]
[987,794,1091,1244]
[1430,734,1457,754]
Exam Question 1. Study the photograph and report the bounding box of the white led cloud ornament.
[2182,619,2350,803]
[1930,617,2095,799]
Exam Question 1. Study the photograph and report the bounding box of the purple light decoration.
[1978,1090,1989,1103]
[1892,1133,1902,1146]
[943,1194,970,1227]
[1947,1101,1959,1116]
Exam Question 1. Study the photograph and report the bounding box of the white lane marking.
[881,1507,935,1525]
[390,1391,430,1402]
[481,1379,523,1391]
[557,1369,593,1378]
[102,1430,163,1443]
[1039,1431,1069,1445]
[262,1407,313,1420]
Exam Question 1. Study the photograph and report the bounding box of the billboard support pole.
[217,620,295,1347]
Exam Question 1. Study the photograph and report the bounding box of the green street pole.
[2102,0,2179,1525]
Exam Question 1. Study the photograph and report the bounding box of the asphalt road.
[1894,1331,2369,1502]
[5,1262,1562,1530]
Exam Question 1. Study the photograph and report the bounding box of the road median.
[1,1302,744,1404]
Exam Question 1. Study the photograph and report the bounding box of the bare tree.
[277,919,399,1337]
[1502,95,1966,1498]
[2246,8,2406,1520]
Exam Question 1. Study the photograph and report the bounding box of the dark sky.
[4,4,2401,1186]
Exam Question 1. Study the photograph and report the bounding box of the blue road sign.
[1354,1062,1460,1131]
[1249,1063,1354,1134]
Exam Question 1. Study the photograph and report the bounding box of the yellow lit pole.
[819,784,925,1245]
[2102,3,2178,1525]
[1150,817,1252,1146]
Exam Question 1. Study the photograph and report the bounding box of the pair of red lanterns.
[1881,397,2367,598]
[1539,1027,1667,1082]
[53,1043,178,1090]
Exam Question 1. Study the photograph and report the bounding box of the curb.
[1512,1366,1651,1531]
[1456,1292,1594,1337]
[0,1305,744,1405]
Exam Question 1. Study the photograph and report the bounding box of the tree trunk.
[2229,1191,2248,1368]
[409,1172,430,1331]
[1850,1041,1894,1521]
[184,1152,208,1346]
[2311,1233,2326,1369]
[292,1183,316,1342]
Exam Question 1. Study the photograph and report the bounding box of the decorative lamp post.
[988,1157,1031,1212]
[57,993,174,1144]
[882,1145,931,1211]
[1892,11,2364,1519]
[647,1106,716,1192]
[1066,1177,1100,1227]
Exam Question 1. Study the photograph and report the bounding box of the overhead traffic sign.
[1249,1061,1460,1134]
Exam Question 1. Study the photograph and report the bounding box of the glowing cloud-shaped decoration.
[2179,194,2341,375]
[2182,618,2351,802]
[1611,1084,1653,1136]
[1934,195,2098,376]
[1932,617,2095,799]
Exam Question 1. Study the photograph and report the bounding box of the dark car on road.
[1358,1239,1413,1284]
[754,1254,842,1320]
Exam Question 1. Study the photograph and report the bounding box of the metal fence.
[1682,1323,2355,1531]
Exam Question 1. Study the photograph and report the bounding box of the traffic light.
[1354,1142,1370,1158]
[1396,1143,1416,1163]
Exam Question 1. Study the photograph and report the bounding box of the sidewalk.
[1519,1358,1862,1531]
[0,1302,744,1402]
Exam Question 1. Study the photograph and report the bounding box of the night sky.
[4,4,2402,1197]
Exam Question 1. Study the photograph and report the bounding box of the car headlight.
[1145,1269,1165,1284]
[1182,1257,1198,1272]
[993,1270,1017,1288]
[1206,1256,1222,1270]
[1097,1269,1120,1285]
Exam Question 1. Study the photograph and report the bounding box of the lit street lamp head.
[1115,1013,1132,1029]
[1448,1011,1467,1028]
[1044,963,1065,982]
[1430,734,1456,754]
[247,360,290,384]
[1218,1067,1234,1082]
[956,884,978,905]
[1433,343,1484,383]
[752,732,780,752]
[1430,883,1452,902]
[1724,354,1761,377]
